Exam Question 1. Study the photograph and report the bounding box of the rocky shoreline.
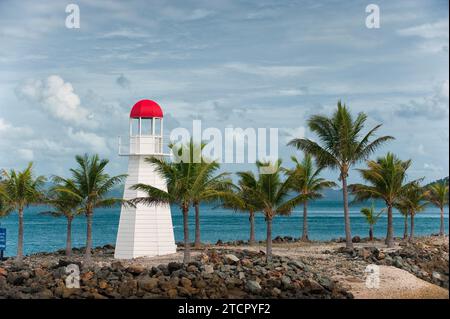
[0,246,351,299]
[1,236,447,299]
[331,236,449,289]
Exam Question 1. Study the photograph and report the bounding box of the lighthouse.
[114,99,177,259]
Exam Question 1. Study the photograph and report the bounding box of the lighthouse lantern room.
[115,99,177,259]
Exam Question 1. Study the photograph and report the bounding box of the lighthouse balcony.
[118,135,171,156]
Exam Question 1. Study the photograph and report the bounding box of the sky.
[0,0,448,184]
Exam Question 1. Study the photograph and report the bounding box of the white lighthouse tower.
[115,99,177,259]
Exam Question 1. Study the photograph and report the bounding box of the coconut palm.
[349,153,417,247]
[131,142,233,263]
[223,171,261,245]
[395,202,409,240]
[242,160,304,261]
[397,183,428,242]
[191,161,232,248]
[0,163,46,262]
[288,101,394,248]
[426,182,449,236]
[54,154,126,262]
[360,203,384,241]
[41,181,83,256]
[286,154,336,241]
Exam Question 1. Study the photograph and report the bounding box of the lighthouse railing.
[118,135,172,156]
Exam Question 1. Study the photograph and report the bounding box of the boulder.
[246,280,262,293]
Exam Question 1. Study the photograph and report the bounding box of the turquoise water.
[0,201,448,257]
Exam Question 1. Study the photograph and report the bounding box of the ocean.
[0,201,448,257]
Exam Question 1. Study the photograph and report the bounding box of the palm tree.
[131,143,232,263]
[0,163,46,262]
[426,182,449,236]
[41,181,82,256]
[288,101,394,248]
[360,203,383,241]
[191,161,231,248]
[349,153,417,247]
[286,154,336,241]
[397,183,428,242]
[223,171,261,245]
[54,154,126,262]
[242,160,304,261]
[395,202,409,240]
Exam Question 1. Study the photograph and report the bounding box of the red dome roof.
[130,99,163,118]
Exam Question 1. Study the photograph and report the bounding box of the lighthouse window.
[141,118,153,135]
[131,118,139,136]
[154,118,162,136]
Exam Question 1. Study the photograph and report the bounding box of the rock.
[0,267,7,277]
[240,258,253,268]
[393,256,404,268]
[80,271,94,283]
[376,251,385,260]
[98,279,108,289]
[432,272,444,281]
[167,262,182,273]
[352,236,361,243]
[138,278,159,291]
[271,287,281,296]
[245,280,262,293]
[187,265,198,273]
[127,264,145,275]
[62,288,79,299]
[358,248,371,259]
[281,275,292,287]
[238,272,245,280]
[203,264,214,274]
[224,254,240,264]
[118,279,137,297]
[167,288,178,299]
[180,277,192,288]
[287,260,305,270]
[303,279,325,293]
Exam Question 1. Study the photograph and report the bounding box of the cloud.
[223,63,320,77]
[15,75,96,127]
[161,7,214,21]
[397,20,449,39]
[116,74,131,89]
[67,128,109,154]
[0,118,33,136]
[17,149,34,161]
[423,163,443,172]
[395,80,449,120]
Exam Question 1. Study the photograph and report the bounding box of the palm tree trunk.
[194,203,201,248]
[409,213,415,242]
[369,225,374,241]
[341,175,353,249]
[439,207,445,236]
[266,217,273,262]
[385,205,394,248]
[403,214,408,240]
[66,216,73,257]
[16,208,24,262]
[85,211,93,262]
[301,201,309,241]
[249,210,256,245]
[182,206,190,263]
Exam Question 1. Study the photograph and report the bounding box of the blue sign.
[0,228,6,250]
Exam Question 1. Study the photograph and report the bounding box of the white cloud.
[397,20,449,39]
[423,163,443,172]
[17,149,34,161]
[15,75,96,127]
[0,118,33,136]
[67,128,109,154]
[223,63,320,77]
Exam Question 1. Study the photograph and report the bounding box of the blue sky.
[0,0,448,184]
